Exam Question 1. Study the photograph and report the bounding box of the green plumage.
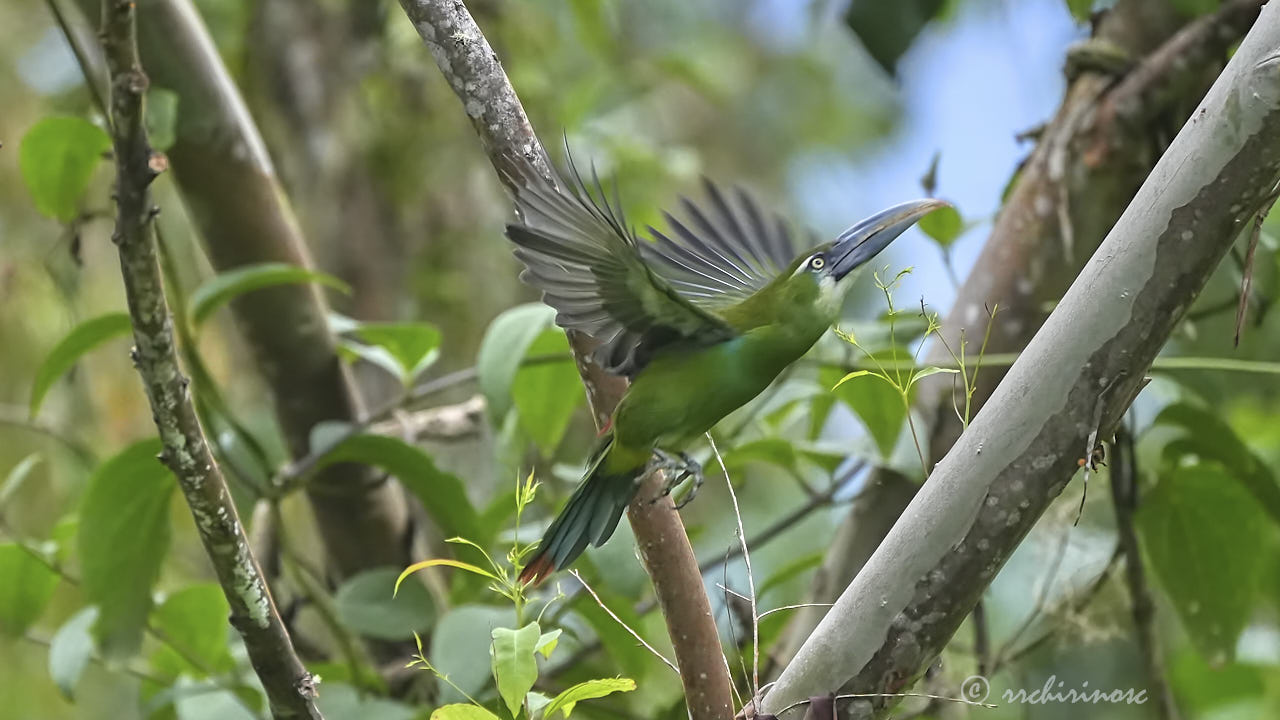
[507,158,944,584]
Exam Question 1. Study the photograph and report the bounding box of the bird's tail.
[520,435,647,586]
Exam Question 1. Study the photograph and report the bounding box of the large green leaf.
[189,263,350,327]
[477,304,557,419]
[150,584,233,676]
[512,328,582,455]
[334,567,435,641]
[1137,464,1267,663]
[830,365,905,460]
[48,607,97,699]
[19,116,112,222]
[490,622,541,717]
[314,434,482,543]
[79,438,174,657]
[431,606,517,703]
[430,706,498,720]
[543,678,636,719]
[0,543,60,635]
[29,313,133,416]
[344,322,442,385]
[1153,403,1280,526]
[917,204,963,249]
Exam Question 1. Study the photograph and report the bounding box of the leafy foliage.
[29,313,133,416]
[19,116,112,222]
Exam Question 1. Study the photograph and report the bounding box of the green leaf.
[314,434,483,543]
[48,607,97,699]
[350,322,443,384]
[832,366,905,460]
[0,543,60,635]
[514,328,584,455]
[151,584,233,676]
[30,313,133,416]
[1065,0,1094,21]
[1137,464,1267,664]
[543,678,636,719]
[917,204,963,248]
[1153,403,1280,526]
[536,629,562,660]
[189,263,350,327]
[907,366,959,392]
[477,304,557,419]
[395,559,497,596]
[79,438,174,657]
[432,606,517,703]
[491,622,541,717]
[334,568,435,641]
[145,88,180,152]
[0,453,43,507]
[19,116,112,222]
[430,705,499,720]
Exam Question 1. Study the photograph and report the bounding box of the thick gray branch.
[761,4,1280,714]
[100,1,319,717]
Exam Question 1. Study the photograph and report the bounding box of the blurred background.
[2,0,1278,718]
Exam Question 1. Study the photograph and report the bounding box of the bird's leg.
[671,452,704,510]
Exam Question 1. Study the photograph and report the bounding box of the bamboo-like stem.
[99,2,320,716]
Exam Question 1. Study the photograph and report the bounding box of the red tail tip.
[519,553,555,587]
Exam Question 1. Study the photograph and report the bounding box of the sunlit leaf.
[30,313,133,416]
[335,568,435,640]
[536,628,562,659]
[19,116,112,222]
[917,204,963,248]
[491,622,541,717]
[543,677,636,718]
[395,559,497,597]
[48,607,96,699]
[1137,464,1266,664]
[351,322,443,384]
[832,369,872,389]
[0,543,59,635]
[189,263,350,327]
[430,705,499,720]
[832,364,904,460]
[79,438,173,657]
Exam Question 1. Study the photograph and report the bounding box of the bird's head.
[783,198,950,317]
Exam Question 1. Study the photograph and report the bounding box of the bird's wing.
[505,160,739,377]
[638,178,799,311]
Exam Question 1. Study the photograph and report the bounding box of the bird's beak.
[830,199,950,280]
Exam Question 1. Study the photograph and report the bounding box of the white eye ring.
[810,256,825,270]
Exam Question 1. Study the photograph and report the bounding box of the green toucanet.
[506,158,944,585]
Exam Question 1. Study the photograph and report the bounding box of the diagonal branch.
[99,1,319,717]
[394,1,734,717]
[761,2,1280,714]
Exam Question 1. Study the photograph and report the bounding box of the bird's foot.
[648,450,703,508]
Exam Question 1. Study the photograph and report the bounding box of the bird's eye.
[809,256,826,270]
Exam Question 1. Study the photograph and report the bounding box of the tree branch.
[393,1,734,716]
[99,2,319,716]
[760,2,1280,714]
[68,0,415,579]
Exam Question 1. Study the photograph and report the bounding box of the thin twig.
[756,603,834,621]
[569,570,678,674]
[98,2,319,715]
[708,434,759,701]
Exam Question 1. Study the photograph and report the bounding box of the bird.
[505,156,946,585]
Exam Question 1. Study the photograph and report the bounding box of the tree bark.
[761,1,1280,714]
[394,1,735,717]
[100,1,320,716]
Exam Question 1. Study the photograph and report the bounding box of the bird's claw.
[648,450,703,508]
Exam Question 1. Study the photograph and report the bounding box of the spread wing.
[504,158,796,377]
